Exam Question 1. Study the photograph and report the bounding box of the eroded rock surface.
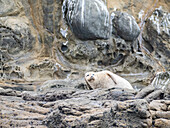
[0,0,170,128]
[0,84,170,128]
[143,8,170,70]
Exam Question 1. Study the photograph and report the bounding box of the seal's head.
[85,72,97,89]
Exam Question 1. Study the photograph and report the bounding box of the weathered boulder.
[63,0,110,40]
[111,11,140,41]
[0,0,170,127]
[143,8,170,70]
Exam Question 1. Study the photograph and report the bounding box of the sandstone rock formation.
[0,0,169,127]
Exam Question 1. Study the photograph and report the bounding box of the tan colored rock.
[150,110,156,119]
[150,100,167,111]
[155,111,170,119]
[0,95,50,127]
[154,118,170,128]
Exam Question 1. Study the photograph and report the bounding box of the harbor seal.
[85,70,133,90]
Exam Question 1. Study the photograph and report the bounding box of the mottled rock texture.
[143,8,170,71]
[0,0,170,127]
[0,85,170,128]
[0,0,169,87]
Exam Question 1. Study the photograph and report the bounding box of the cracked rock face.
[44,99,152,128]
[0,81,170,128]
[63,0,110,40]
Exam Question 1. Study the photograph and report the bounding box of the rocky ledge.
[0,83,169,128]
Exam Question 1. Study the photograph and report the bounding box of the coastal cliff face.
[0,0,169,127]
[0,0,169,87]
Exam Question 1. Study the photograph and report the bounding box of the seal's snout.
[89,75,95,82]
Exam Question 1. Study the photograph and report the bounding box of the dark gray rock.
[143,8,170,70]
[22,89,75,101]
[111,11,140,41]
[63,0,110,40]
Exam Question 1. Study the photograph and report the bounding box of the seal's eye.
[86,74,89,77]
[92,74,94,76]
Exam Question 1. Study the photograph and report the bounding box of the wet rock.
[63,0,110,40]
[111,11,140,41]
